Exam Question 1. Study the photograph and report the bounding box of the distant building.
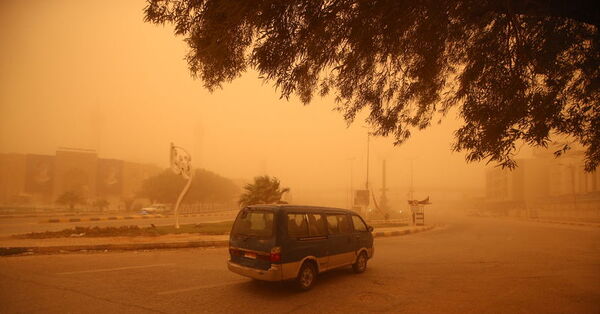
[484,146,600,220]
[0,148,161,209]
[0,153,27,204]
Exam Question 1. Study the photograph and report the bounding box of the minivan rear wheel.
[295,261,316,291]
[353,251,368,273]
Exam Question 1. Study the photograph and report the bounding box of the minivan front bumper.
[228,261,282,281]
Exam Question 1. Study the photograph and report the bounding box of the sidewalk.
[0,224,436,256]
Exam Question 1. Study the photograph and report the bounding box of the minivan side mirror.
[368,225,374,232]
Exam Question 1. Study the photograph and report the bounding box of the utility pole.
[365,132,370,190]
[380,160,389,214]
[347,157,355,209]
[569,164,578,211]
[408,159,414,201]
[382,160,387,196]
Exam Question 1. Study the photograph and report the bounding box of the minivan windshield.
[232,209,274,237]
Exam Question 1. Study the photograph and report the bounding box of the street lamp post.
[568,164,578,212]
[365,132,370,190]
[364,131,371,217]
[347,157,355,209]
[170,143,193,229]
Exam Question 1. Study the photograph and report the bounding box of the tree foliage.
[145,0,599,171]
[239,176,290,208]
[56,191,85,210]
[91,199,110,211]
[138,170,183,203]
[138,168,239,204]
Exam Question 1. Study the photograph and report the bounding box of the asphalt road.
[0,214,236,236]
[0,215,598,313]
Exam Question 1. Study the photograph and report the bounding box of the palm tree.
[239,176,290,208]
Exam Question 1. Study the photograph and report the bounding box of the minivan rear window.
[232,210,274,237]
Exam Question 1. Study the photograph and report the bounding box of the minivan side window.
[287,213,309,238]
[352,215,368,232]
[307,214,327,237]
[338,215,353,234]
[326,214,352,234]
[326,215,340,234]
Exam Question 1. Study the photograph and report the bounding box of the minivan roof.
[245,204,358,215]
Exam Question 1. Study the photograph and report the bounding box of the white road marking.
[157,280,247,295]
[57,263,175,275]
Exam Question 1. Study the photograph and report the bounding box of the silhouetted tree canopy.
[239,176,289,208]
[145,0,599,171]
[138,169,239,204]
[91,199,110,211]
[56,191,85,211]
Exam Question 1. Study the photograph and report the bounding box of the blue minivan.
[228,205,374,290]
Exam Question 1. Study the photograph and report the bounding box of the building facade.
[0,148,160,209]
[485,147,600,221]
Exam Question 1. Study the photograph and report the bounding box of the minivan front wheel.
[353,251,368,273]
[295,262,316,291]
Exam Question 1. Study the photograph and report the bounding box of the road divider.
[369,218,409,225]
[373,225,436,238]
[525,218,600,228]
[42,211,237,223]
[44,215,166,223]
[1,224,437,256]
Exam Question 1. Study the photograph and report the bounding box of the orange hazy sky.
[0,0,487,206]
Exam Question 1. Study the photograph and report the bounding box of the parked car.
[227,205,374,290]
[139,204,169,215]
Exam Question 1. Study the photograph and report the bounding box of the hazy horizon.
[1,0,488,207]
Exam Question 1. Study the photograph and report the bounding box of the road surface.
[0,216,598,313]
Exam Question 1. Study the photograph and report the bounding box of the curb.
[0,240,229,257]
[526,219,600,228]
[373,225,436,238]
